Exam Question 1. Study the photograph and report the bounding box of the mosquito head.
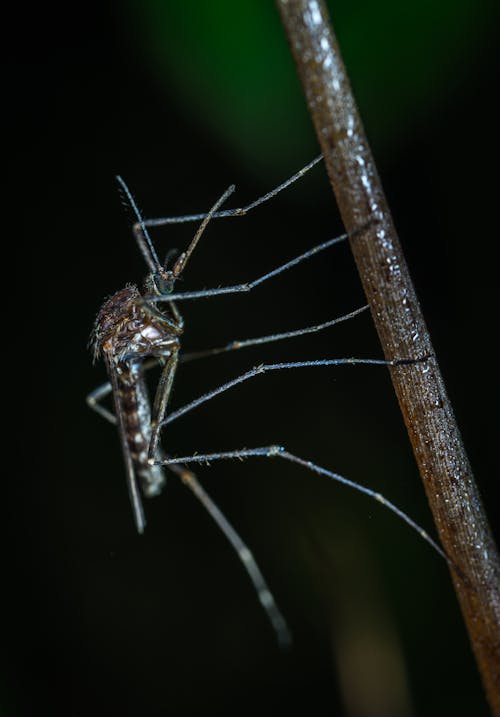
[146,267,176,296]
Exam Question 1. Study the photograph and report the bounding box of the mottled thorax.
[92,284,179,362]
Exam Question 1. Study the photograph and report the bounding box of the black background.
[6,2,499,715]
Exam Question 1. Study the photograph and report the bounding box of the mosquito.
[88,155,450,647]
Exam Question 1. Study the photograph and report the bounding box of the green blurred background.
[7,0,499,715]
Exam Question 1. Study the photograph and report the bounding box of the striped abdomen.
[112,358,166,497]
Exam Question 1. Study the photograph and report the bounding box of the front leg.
[140,296,184,333]
[148,349,180,463]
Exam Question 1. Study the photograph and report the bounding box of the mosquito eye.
[154,274,174,294]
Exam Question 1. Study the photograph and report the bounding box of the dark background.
[6,2,499,715]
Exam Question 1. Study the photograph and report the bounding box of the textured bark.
[276,1,500,712]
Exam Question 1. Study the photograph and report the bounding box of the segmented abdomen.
[113,359,166,497]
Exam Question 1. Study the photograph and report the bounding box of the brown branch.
[276,0,500,712]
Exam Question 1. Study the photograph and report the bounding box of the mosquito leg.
[167,299,183,327]
[148,351,180,463]
[142,155,323,230]
[165,459,291,648]
[180,305,369,364]
[158,356,423,431]
[145,231,354,304]
[86,381,116,425]
[156,446,451,568]
[86,356,167,426]
[138,295,185,332]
